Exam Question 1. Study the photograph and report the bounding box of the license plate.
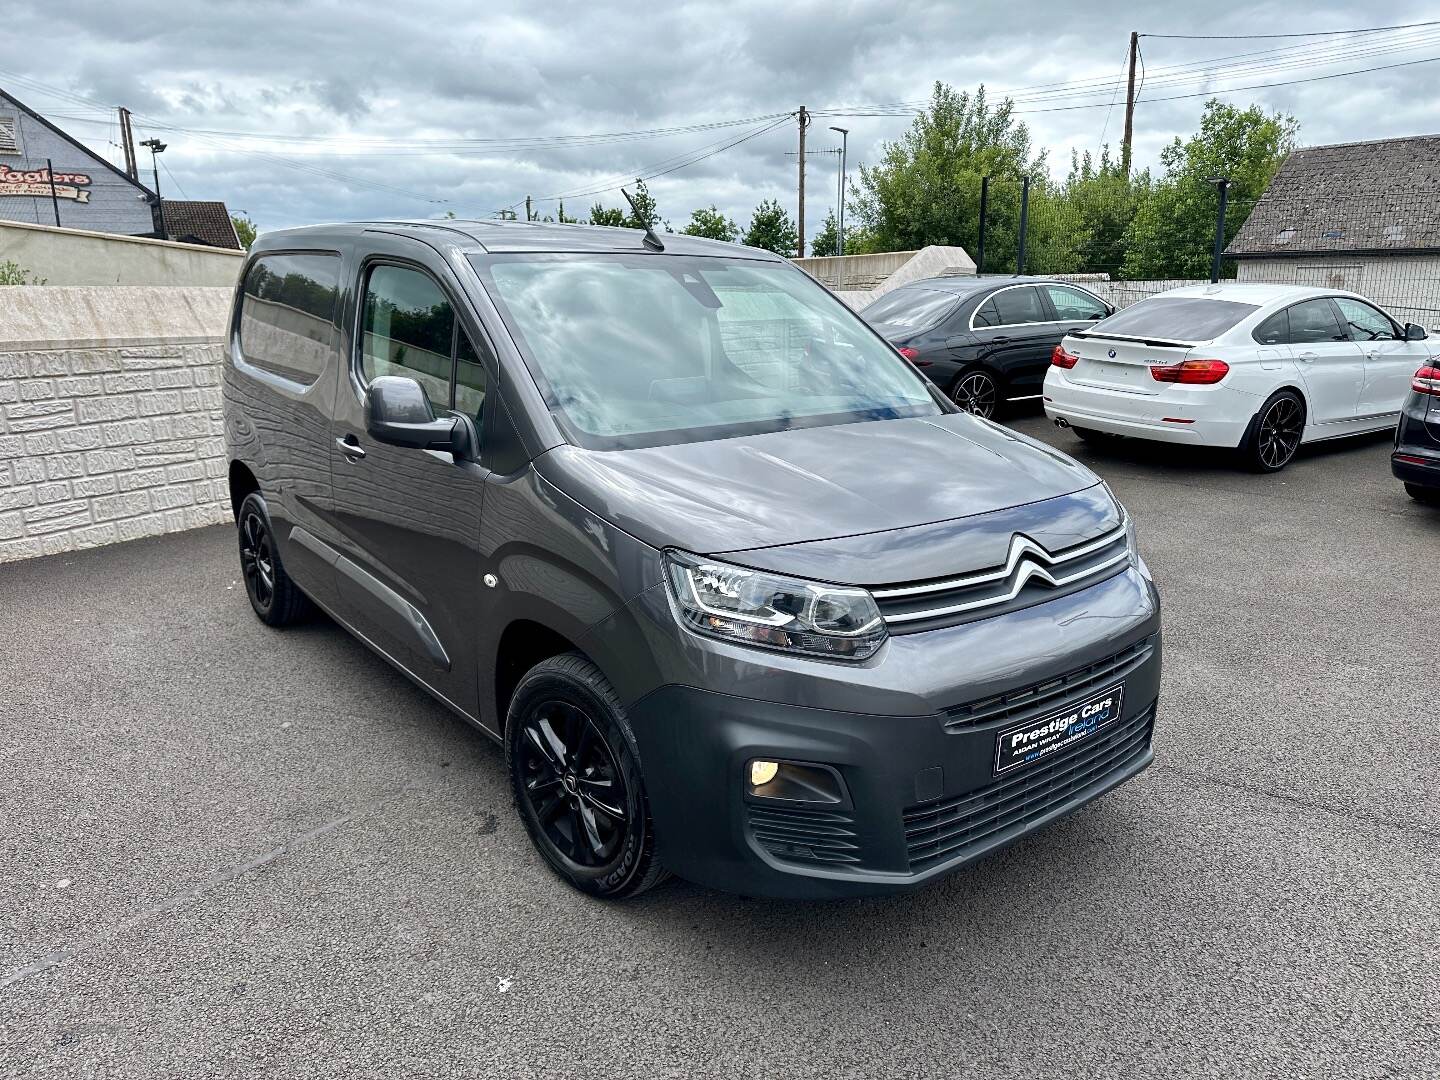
[994,684,1125,775]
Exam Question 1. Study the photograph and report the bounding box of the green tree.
[743,198,798,256]
[809,208,841,257]
[588,203,628,227]
[849,82,1049,268]
[681,205,738,242]
[1121,100,1297,279]
[231,213,257,250]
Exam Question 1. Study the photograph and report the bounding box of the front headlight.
[663,550,887,661]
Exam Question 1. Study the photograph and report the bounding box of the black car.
[1392,363,1440,504]
[862,276,1114,418]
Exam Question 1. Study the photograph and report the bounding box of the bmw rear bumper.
[1044,373,1256,447]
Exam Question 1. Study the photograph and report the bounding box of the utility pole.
[118,107,138,180]
[140,137,167,239]
[1016,176,1030,275]
[1121,30,1138,176]
[797,105,809,257]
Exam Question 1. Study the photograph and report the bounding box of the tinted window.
[239,253,340,385]
[1287,299,1347,344]
[861,288,960,335]
[454,330,488,425]
[973,298,1000,327]
[989,286,1047,326]
[1087,297,1258,342]
[1253,310,1289,345]
[1045,285,1108,322]
[474,253,939,450]
[361,265,456,415]
[1333,297,1397,341]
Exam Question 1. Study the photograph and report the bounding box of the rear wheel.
[951,367,1001,419]
[506,653,667,899]
[1406,482,1440,505]
[1242,390,1306,472]
[237,492,312,626]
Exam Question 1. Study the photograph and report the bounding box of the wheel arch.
[228,460,259,520]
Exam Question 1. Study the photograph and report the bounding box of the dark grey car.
[223,219,1161,899]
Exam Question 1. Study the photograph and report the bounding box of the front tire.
[237,492,312,626]
[951,367,1001,419]
[1241,390,1306,472]
[1406,482,1440,505]
[506,653,667,899]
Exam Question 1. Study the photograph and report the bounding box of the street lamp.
[140,138,168,239]
[829,126,848,259]
[1206,176,1230,284]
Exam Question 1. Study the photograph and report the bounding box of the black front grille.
[747,804,862,865]
[942,635,1156,734]
[903,704,1155,871]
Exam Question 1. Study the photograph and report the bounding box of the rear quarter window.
[1090,296,1258,342]
[238,253,341,386]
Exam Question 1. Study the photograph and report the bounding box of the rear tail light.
[1412,365,1440,395]
[1150,359,1230,385]
[1051,344,1079,369]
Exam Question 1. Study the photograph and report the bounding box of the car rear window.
[238,252,341,386]
[861,288,960,335]
[1083,297,1258,343]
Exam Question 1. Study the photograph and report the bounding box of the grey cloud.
[4,0,1439,235]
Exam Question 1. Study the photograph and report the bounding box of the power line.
[1141,19,1440,39]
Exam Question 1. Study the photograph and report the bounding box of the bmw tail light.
[1150,359,1230,385]
[1051,344,1079,369]
[1412,365,1440,395]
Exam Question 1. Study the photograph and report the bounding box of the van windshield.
[471,253,943,450]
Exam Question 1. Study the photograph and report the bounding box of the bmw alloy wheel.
[1256,395,1304,470]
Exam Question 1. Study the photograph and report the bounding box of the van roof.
[254,218,787,260]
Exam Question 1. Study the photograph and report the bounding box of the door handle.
[989,336,1011,345]
[1297,351,1317,363]
[336,435,366,461]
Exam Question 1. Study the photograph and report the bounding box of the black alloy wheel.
[1246,391,1305,472]
[506,653,666,899]
[952,368,999,419]
[239,507,275,613]
[236,492,312,626]
[517,699,630,869]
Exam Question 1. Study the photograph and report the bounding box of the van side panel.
[223,243,349,612]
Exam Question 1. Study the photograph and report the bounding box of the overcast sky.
[6,0,1440,243]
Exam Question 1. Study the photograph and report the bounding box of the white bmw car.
[1043,283,1434,471]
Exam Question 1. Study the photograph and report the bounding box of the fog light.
[750,760,779,787]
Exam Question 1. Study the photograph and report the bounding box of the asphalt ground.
[2,408,1437,1079]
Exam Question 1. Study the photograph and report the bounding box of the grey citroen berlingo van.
[223,219,1161,899]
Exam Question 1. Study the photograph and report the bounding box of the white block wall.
[0,287,234,564]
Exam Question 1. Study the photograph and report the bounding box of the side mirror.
[1089,310,1109,320]
[366,375,469,456]
[1404,322,1428,341]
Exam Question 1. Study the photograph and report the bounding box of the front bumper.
[627,633,1162,899]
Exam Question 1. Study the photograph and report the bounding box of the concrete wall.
[0,286,234,564]
[796,246,977,296]
[1236,254,1440,328]
[0,220,245,286]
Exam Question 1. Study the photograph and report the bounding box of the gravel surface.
[2,411,1437,1079]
